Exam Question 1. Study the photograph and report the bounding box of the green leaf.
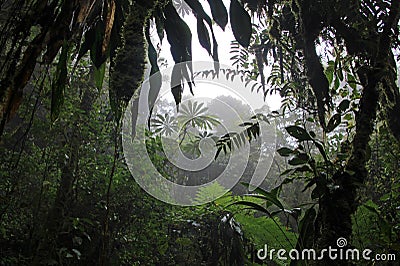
[337,69,344,81]
[288,157,307,166]
[344,113,353,122]
[325,64,334,85]
[337,99,350,113]
[77,27,95,62]
[229,200,273,217]
[154,9,165,42]
[347,74,357,90]
[164,3,192,63]
[146,25,160,75]
[241,182,285,210]
[285,125,312,141]
[334,76,340,91]
[185,0,213,25]
[326,113,341,133]
[90,20,106,68]
[229,0,252,48]
[94,63,106,92]
[313,140,328,162]
[51,41,69,122]
[206,0,228,30]
[294,165,313,173]
[296,207,316,250]
[277,147,293,157]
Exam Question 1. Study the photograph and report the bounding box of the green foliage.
[192,181,229,205]
[235,215,298,265]
[51,42,70,122]
[352,200,399,256]
[230,0,252,48]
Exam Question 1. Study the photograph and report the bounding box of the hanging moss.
[109,1,161,122]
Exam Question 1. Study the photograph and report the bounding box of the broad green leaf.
[288,157,307,166]
[277,147,294,157]
[334,76,340,91]
[229,0,252,48]
[206,0,228,30]
[326,113,341,133]
[164,3,192,63]
[241,182,285,210]
[343,113,353,121]
[285,125,312,141]
[294,165,313,173]
[338,99,350,113]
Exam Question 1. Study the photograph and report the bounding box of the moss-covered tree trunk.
[99,1,159,264]
[309,1,400,264]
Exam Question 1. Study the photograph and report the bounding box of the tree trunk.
[34,74,97,264]
[312,1,400,263]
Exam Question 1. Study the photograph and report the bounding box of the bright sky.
[149,0,282,111]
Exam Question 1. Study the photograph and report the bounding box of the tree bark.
[312,1,400,265]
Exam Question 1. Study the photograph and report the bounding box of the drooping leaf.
[164,3,192,63]
[164,3,193,106]
[229,201,273,217]
[51,41,69,122]
[145,24,159,75]
[241,182,285,210]
[184,0,212,25]
[285,125,312,141]
[347,74,357,90]
[277,147,294,157]
[206,0,228,30]
[295,207,316,251]
[325,62,334,85]
[94,63,106,92]
[337,68,344,81]
[197,18,212,55]
[171,65,183,107]
[154,8,165,42]
[212,34,219,64]
[313,140,328,162]
[326,113,341,133]
[77,27,95,62]
[337,99,350,113]
[229,0,252,48]
[288,153,309,166]
[185,0,220,63]
[90,20,107,68]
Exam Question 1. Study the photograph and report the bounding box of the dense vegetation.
[0,0,399,265]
